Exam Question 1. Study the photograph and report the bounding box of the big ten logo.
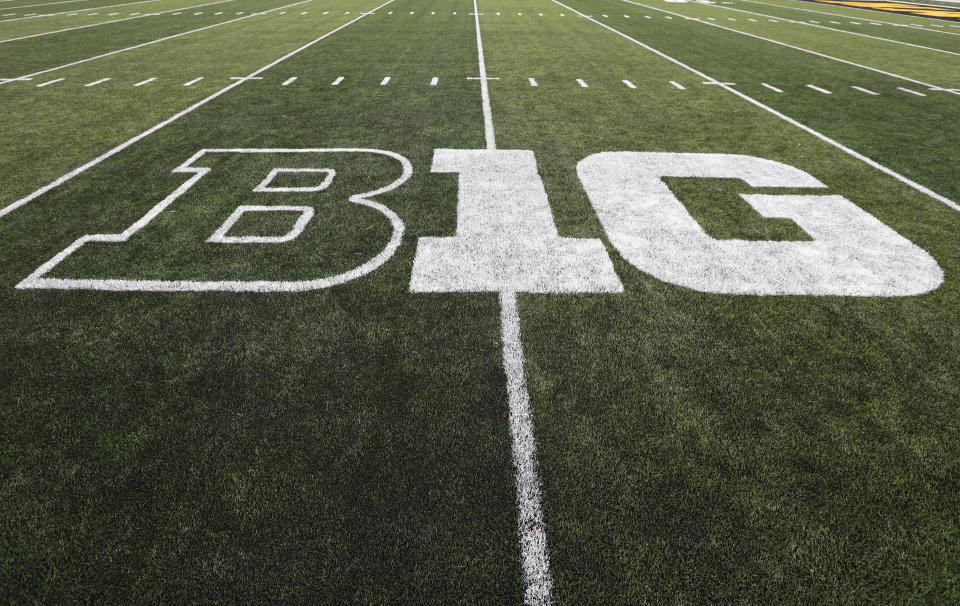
[20,148,942,297]
[18,149,411,292]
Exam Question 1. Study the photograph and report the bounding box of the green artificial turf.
[1,0,958,602]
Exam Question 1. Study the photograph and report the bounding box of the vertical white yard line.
[499,291,554,606]
[0,0,394,219]
[472,2,554,604]
[473,0,495,150]
[550,0,960,212]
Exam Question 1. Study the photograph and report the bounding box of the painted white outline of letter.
[18,148,412,292]
[253,168,335,193]
[206,205,315,244]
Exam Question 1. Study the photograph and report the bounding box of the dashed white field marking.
[84,77,110,87]
[36,77,64,87]
[0,0,395,220]
[528,77,538,86]
[379,76,390,85]
[619,0,958,95]
[553,0,959,212]
[709,2,960,57]
[470,1,553,604]
[669,80,685,89]
[0,0,306,85]
[133,77,156,86]
[739,0,960,35]
[281,76,297,85]
[0,0,232,44]
[430,76,438,85]
[183,77,203,86]
[898,86,926,96]
[331,75,343,85]
[622,79,636,88]
[761,82,782,92]
[0,0,163,22]
[2,0,92,10]
[851,85,878,95]
[807,84,831,94]
[576,78,588,87]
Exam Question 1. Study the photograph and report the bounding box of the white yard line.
[0,0,233,44]
[472,2,554,604]
[133,76,156,86]
[331,75,343,85]
[669,80,685,89]
[183,76,203,86]
[36,76,64,86]
[0,0,308,84]
[281,76,297,85]
[622,79,636,88]
[552,0,959,212]
[851,85,878,95]
[2,0,91,10]
[806,83,831,93]
[83,77,110,86]
[761,81,782,92]
[619,0,959,95]
[0,0,394,219]
[898,85,926,96]
[708,2,960,56]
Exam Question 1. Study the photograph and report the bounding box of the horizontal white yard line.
[709,2,960,56]
[133,76,155,86]
[669,80,685,89]
[622,79,636,88]
[183,77,203,86]
[0,0,161,22]
[554,0,959,213]
[851,85,878,95]
[84,77,110,86]
[0,0,234,44]
[0,0,308,85]
[3,0,92,10]
[0,0,394,220]
[761,82,782,92]
[807,84,831,94]
[619,0,958,95]
[281,76,296,85]
[898,86,926,96]
[36,76,64,86]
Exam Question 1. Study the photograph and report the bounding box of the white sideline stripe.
[380,76,390,85]
[738,0,960,36]
[36,77,64,86]
[807,84,831,94]
[761,82,782,92]
[898,86,926,96]
[84,77,109,86]
[282,76,296,85]
[183,77,203,86]
[133,77,156,86]
[529,77,538,86]
[0,0,162,21]
[576,78,588,87]
[0,0,230,42]
[669,80,685,89]
[473,2,553,604]
[331,75,343,85]
[430,76,438,85]
[0,0,305,85]
[619,0,958,95]
[708,2,960,57]
[2,0,93,10]
[551,0,960,213]
[0,0,394,220]
[851,85,877,95]
[622,79,636,88]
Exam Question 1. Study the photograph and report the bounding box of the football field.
[1,0,959,602]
